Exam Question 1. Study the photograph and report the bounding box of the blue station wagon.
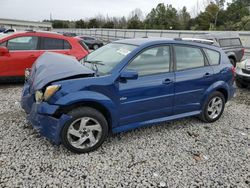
[21,38,235,153]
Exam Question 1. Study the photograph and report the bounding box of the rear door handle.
[162,79,173,85]
[29,55,36,58]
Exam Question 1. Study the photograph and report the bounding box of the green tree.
[127,15,143,29]
[103,21,115,28]
[145,3,179,29]
[225,0,250,24]
[234,16,250,30]
[88,19,99,28]
[75,19,86,28]
[52,20,69,28]
[178,6,191,30]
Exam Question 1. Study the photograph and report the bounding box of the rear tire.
[199,91,225,123]
[61,107,108,154]
[229,58,236,67]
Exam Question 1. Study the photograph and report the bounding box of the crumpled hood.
[30,52,94,90]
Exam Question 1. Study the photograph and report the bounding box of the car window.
[219,38,242,47]
[204,48,220,65]
[175,46,205,71]
[7,36,38,50]
[40,37,71,50]
[126,46,170,76]
[0,41,6,47]
[84,37,94,40]
[63,40,71,49]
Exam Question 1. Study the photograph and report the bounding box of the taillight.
[242,48,245,56]
[231,66,236,79]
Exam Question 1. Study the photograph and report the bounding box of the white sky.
[0,0,232,21]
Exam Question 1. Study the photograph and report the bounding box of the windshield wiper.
[84,60,104,76]
[84,60,104,66]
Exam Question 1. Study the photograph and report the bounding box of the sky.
[0,0,232,21]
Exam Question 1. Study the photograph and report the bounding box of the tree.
[224,0,250,24]
[75,19,86,28]
[127,15,143,29]
[88,19,99,28]
[52,20,69,28]
[103,21,115,28]
[234,16,250,30]
[178,6,191,30]
[144,3,179,29]
[129,8,144,21]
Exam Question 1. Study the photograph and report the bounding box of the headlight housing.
[35,85,61,102]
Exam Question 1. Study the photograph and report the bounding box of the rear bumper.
[26,102,72,145]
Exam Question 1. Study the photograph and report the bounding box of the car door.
[118,45,174,126]
[39,37,71,56]
[173,45,215,115]
[0,36,40,77]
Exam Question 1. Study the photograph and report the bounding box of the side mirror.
[120,70,138,80]
[0,47,9,56]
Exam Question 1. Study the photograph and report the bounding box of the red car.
[0,31,89,81]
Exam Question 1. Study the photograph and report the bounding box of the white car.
[236,58,250,88]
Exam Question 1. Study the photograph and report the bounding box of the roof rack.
[174,38,215,45]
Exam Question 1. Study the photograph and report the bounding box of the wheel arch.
[201,81,230,106]
[54,91,118,131]
[55,101,114,132]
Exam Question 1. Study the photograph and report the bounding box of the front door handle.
[162,78,173,85]
[203,72,212,77]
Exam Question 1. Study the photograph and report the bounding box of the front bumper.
[21,82,72,145]
[26,102,72,145]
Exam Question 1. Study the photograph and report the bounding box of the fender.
[201,81,229,106]
[55,91,118,128]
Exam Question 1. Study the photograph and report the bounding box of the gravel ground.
[0,84,249,187]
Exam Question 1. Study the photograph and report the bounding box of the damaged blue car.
[21,38,235,153]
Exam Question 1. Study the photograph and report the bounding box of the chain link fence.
[54,28,250,57]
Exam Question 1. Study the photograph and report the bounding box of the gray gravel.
[0,84,249,187]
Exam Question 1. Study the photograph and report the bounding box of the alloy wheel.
[67,117,102,149]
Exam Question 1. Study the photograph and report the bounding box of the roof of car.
[0,31,76,41]
[113,37,219,49]
[114,37,170,46]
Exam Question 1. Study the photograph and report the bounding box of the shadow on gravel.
[0,83,24,89]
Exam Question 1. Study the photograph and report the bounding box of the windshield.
[80,43,137,75]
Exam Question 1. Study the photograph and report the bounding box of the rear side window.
[219,38,242,47]
[40,37,71,50]
[78,40,89,51]
[7,36,38,50]
[204,49,220,65]
[175,46,205,71]
[0,41,6,47]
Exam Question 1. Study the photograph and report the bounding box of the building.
[0,18,52,31]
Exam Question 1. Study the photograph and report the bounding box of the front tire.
[200,91,225,123]
[61,107,108,154]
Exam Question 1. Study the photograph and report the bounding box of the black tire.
[199,91,225,123]
[61,107,108,154]
[92,44,99,50]
[229,58,236,67]
[236,79,248,88]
